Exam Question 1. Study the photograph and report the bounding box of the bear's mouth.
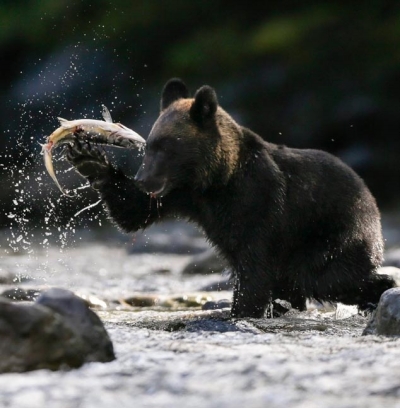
[148,181,168,198]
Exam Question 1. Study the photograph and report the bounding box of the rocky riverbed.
[1,224,400,408]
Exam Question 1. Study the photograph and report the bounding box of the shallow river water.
[1,233,400,408]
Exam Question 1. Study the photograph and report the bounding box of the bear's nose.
[134,173,144,185]
[134,172,165,195]
[134,173,148,191]
[134,165,146,185]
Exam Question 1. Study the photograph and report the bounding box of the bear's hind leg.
[334,273,395,310]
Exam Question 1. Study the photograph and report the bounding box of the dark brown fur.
[66,78,395,318]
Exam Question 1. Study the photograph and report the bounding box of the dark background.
[1,1,400,237]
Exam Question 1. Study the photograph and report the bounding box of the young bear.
[66,78,395,318]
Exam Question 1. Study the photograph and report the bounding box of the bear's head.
[135,78,242,197]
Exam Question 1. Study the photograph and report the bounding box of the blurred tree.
[1,0,400,227]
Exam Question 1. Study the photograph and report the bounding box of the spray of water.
[1,42,147,284]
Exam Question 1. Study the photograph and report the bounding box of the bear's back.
[269,144,375,210]
[263,143,382,248]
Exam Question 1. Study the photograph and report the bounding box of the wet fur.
[67,79,395,318]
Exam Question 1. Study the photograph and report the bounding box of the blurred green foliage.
[2,1,398,79]
[2,1,400,87]
[2,0,400,217]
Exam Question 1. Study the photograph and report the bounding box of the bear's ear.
[160,78,189,111]
[190,85,218,125]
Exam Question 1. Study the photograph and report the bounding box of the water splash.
[2,40,147,284]
[73,199,102,218]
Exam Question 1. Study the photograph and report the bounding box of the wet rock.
[1,288,40,301]
[181,248,227,274]
[36,288,115,364]
[0,297,84,372]
[172,294,213,308]
[362,311,377,335]
[363,287,400,336]
[119,293,217,310]
[202,299,232,310]
[122,295,159,307]
[119,295,176,309]
[0,288,114,373]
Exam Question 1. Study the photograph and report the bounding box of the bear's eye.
[152,137,177,152]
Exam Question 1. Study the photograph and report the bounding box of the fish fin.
[57,117,71,128]
[43,149,74,197]
[38,141,46,154]
[102,105,113,123]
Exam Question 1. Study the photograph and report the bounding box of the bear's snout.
[134,170,167,197]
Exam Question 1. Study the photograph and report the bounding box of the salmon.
[41,105,145,196]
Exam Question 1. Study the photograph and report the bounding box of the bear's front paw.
[66,142,113,190]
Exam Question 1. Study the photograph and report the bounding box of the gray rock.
[36,288,115,364]
[0,297,85,372]
[0,288,115,373]
[363,287,400,336]
[362,310,377,335]
[202,299,232,310]
[1,287,40,301]
[181,248,227,275]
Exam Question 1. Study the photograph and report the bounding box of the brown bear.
[66,78,395,318]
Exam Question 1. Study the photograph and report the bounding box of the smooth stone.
[363,287,400,336]
[36,288,115,364]
[122,295,158,307]
[0,288,115,373]
[0,297,85,372]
